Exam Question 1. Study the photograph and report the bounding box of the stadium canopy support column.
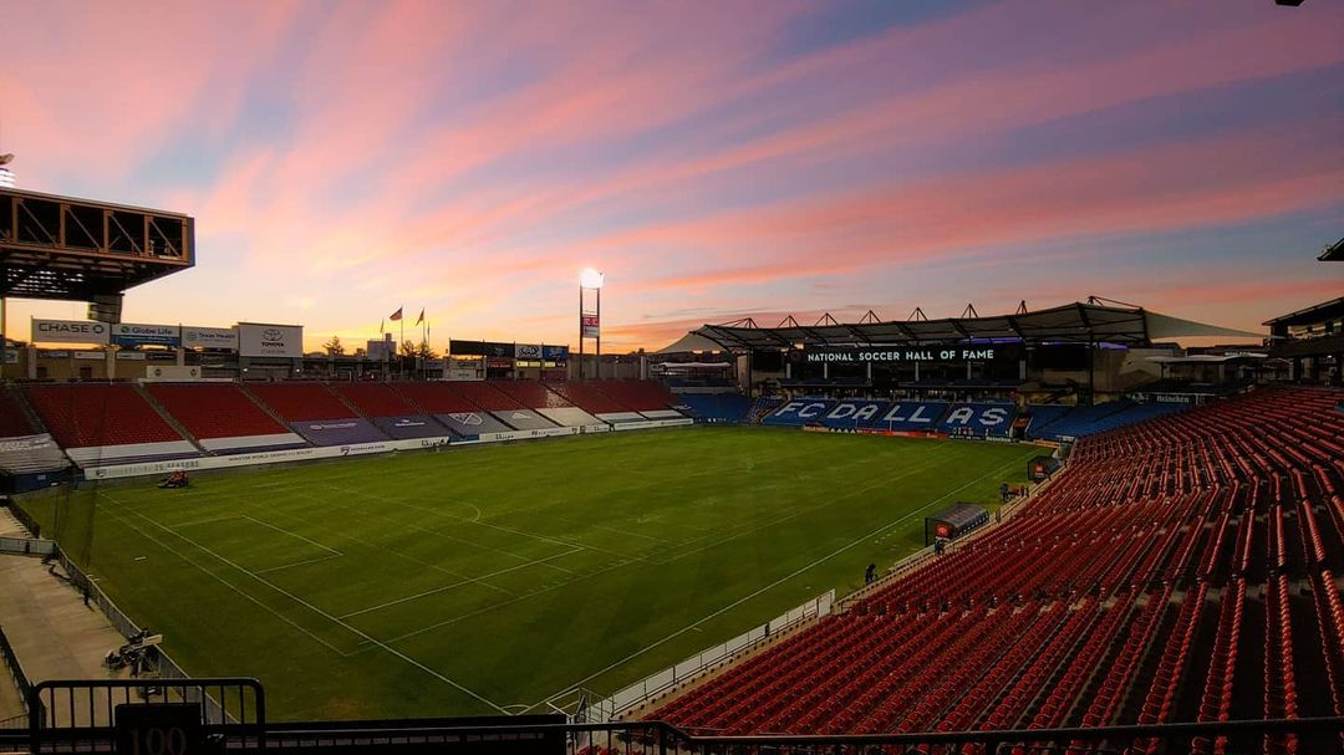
[1087,340,1096,405]
[747,350,754,397]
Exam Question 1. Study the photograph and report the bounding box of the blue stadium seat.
[937,403,1017,437]
[675,394,751,423]
[762,398,836,426]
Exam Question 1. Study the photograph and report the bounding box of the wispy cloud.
[2,0,1340,350]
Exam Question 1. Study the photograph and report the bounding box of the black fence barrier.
[6,678,1344,755]
[0,501,39,539]
[0,625,31,731]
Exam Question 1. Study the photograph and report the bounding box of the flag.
[379,318,385,334]
[389,306,403,321]
[415,308,425,326]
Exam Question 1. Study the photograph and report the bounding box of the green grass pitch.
[20,426,1039,721]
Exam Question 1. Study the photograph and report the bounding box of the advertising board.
[238,323,303,358]
[182,326,238,350]
[112,323,179,348]
[32,319,109,345]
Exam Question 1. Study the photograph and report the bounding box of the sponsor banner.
[445,368,481,381]
[804,345,1012,364]
[486,356,513,369]
[112,322,179,348]
[514,343,542,360]
[581,315,599,338]
[115,351,147,361]
[450,340,513,357]
[477,426,580,443]
[84,436,453,480]
[182,325,238,351]
[610,418,695,431]
[32,318,109,345]
[434,411,514,438]
[371,415,451,440]
[74,351,105,360]
[238,322,303,358]
[542,345,569,360]
[491,409,556,431]
[289,418,386,446]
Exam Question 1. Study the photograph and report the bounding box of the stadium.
[1,2,1343,754]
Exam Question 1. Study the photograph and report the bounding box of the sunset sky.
[2,0,1341,352]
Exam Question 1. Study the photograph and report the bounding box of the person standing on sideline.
[864,563,877,585]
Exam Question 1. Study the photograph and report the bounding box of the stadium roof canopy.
[1319,237,1344,262]
[1263,296,1344,328]
[0,187,194,300]
[678,301,1261,352]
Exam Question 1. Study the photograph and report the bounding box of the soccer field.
[21,426,1038,720]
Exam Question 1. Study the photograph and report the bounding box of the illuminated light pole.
[578,269,603,380]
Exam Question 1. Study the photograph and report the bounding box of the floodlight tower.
[578,268,603,379]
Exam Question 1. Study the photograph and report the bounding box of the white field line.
[167,515,245,530]
[241,515,342,556]
[373,445,1025,650]
[648,443,993,565]
[367,557,641,648]
[94,498,349,656]
[326,483,624,568]
[534,453,1033,709]
[339,547,584,620]
[99,491,511,714]
[275,490,516,597]
[254,553,345,576]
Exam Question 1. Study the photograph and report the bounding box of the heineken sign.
[805,346,998,364]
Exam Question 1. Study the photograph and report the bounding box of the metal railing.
[0,503,39,539]
[11,712,1340,754]
[0,626,31,730]
[0,536,54,557]
[588,591,835,721]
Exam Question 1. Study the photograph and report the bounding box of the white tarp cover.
[655,332,730,354]
[199,433,307,452]
[1144,312,1263,340]
[0,433,70,473]
[66,440,199,465]
[536,407,602,427]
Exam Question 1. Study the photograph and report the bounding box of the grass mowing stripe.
[100,490,511,714]
[339,548,584,619]
[93,498,351,656]
[533,451,1032,709]
[24,427,1040,718]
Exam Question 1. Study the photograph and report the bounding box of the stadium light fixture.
[580,268,605,289]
